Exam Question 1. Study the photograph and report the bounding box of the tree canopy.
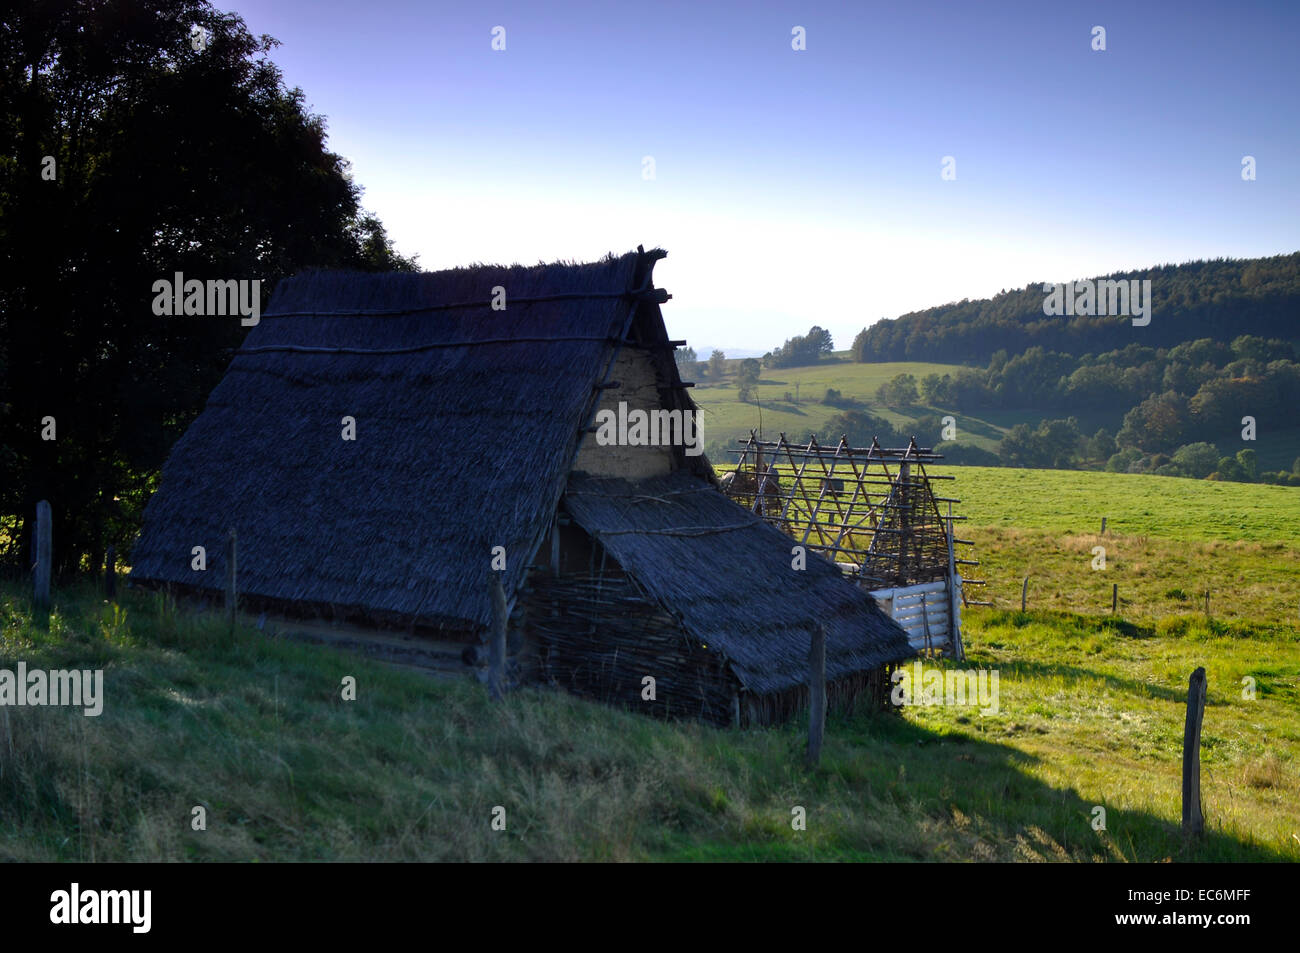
[1,0,416,573]
[765,325,832,369]
[851,254,1300,365]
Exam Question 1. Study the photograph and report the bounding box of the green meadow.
[690,356,1101,458]
[0,467,1296,862]
[935,467,1300,627]
[691,356,1300,472]
[691,359,975,446]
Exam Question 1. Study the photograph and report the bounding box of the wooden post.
[225,528,237,629]
[1204,589,1211,617]
[1021,575,1029,612]
[1100,516,1107,535]
[104,544,116,601]
[1111,583,1118,613]
[489,573,508,701]
[806,625,826,766]
[897,459,911,580]
[33,500,52,628]
[1182,667,1207,837]
[946,500,964,661]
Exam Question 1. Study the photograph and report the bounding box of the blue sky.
[227,0,1299,354]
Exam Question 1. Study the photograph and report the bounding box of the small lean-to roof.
[563,470,916,695]
[131,249,678,630]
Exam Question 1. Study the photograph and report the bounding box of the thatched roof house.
[130,247,913,725]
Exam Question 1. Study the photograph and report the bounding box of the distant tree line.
[916,337,1298,422]
[864,334,1300,482]
[851,253,1300,364]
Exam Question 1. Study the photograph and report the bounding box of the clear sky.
[225,0,1300,355]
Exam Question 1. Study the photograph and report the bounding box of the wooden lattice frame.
[721,431,978,591]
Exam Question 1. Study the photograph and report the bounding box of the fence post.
[225,528,237,629]
[947,501,965,661]
[33,500,52,628]
[489,573,508,701]
[1021,575,1029,612]
[1182,667,1207,838]
[1100,516,1107,535]
[1111,583,1118,614]
[105,544,117,602]
[806,624,826,766]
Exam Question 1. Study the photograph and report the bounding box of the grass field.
[932,466,1300,625]
[692,358,1034,459]
[1,469,1296,862]
[692,359,973,447]
[692,356,1300,472]
[934,466,1300,544]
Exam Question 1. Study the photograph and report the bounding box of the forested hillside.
[831,253,1300,483]
[852,253,1300,364]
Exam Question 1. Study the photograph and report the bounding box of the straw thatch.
[129,245,915,722]
[130,250,671,631]
[563,471,914,696]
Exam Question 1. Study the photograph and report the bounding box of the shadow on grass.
[987,657,1197,706]
[985,608,1156,640]
[810,710,1289,862]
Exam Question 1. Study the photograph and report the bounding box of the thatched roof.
[564,471,915,695]
[131,249,680,630]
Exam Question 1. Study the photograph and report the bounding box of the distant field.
[691,357,1121,459]
[930,467,1300,627]
[692,357,1300,473]
[933,466,1300,543]
[691,359,1009,454]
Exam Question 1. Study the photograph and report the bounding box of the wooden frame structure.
[721,431,988,657]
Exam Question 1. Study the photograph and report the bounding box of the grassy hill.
[692,356,1019,458]
[692,355,1300,474]
[3,464,1297,862]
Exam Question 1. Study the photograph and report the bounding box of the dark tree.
[0,0,416,573]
